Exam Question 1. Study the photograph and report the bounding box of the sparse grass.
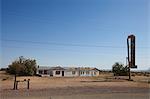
[148,80,150,84]
[2,77,9,81]
[0,71,14,81]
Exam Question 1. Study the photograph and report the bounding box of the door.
[62,71,64,76]
[50,71,53,76]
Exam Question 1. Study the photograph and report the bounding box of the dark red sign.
[127,35,137,68]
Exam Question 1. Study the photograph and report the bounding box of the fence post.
[27,79,30,89]
[16,81,18,90]
[13,74,17,90]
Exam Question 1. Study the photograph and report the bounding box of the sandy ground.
[0,71,150,99]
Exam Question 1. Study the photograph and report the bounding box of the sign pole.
[128,67,131,80]
[127,34,137,81]
[127,37,131,80]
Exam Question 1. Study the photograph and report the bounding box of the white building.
[79,67,99,76]
[37,66,100,77]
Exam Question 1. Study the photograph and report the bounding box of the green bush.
[7,56,37,76]
[112,62,128,76]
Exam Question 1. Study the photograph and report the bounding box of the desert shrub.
[112,62,128,76]
[7,56,37,76]
[131,74,135,76]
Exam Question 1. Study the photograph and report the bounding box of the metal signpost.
[127,34,137,80]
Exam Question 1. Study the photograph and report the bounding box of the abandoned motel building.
[37,66,100,77]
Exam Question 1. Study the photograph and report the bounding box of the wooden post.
[16,81,18,90]
[27,79,30,89]
[13,74,17,90]
[128,67,131,80]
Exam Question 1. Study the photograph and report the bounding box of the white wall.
[37,69,50,76]
[53,70,63,77]
[80,70,99,77]
[37,68,99,77]
[80,70,90,76]
[64,70,79,77]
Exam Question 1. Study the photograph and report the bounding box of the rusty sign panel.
[127,35,137,68]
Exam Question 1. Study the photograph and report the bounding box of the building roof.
[37,66,51,70]
[79,67,99,71]
[63,67,79,71]
[37,66,64,70]
[50,66,65,70]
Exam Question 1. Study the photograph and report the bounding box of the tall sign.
[127,35,137,68]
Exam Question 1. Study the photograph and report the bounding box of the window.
[44,70,48,74]
[83,71,84,75]
[86,71,89,75]
[56,71,60,75]
[72,71,76,75]
[94,72,96,75]
[39,70,43,74]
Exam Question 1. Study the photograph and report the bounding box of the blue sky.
[1,0,150,70]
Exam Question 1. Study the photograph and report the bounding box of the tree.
[7,56,37,76]
[112,62,128,76]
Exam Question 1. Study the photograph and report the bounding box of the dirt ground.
[0,71,150,99]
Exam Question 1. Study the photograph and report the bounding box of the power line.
[2,45,127,56]
[2,39,126,48]
[2,39,149,49]
[2,45,149,59]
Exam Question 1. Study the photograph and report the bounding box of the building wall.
[95,71,100,76]
[37,69,50,77]
[64,70,79,77]
[52,70,64,77]
[37,68,99,77]
[90,70,99,76]
[79,70,99,77]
